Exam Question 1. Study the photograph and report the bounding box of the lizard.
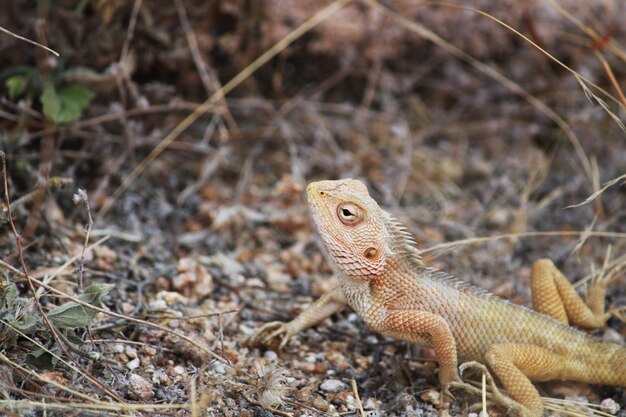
[248,178,626,417]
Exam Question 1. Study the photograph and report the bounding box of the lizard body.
[249,178,626,417]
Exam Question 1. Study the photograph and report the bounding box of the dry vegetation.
[1,0,625,416]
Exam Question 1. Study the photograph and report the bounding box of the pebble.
[173,365,186,375]
[602,328,623,345]
[320,378,346,393]
[263,350,278,362]
[126,358,140,370]
[212,362,226,374]
[600,398,619,414]
[127,374,154,400]
[125,346,138,359]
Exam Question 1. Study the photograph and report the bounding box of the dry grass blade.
[0,350,100,404]
[351,378,366,417]
[481,372,487,417]
[545,0,626,63]
[595,52,626,110]
[566,173,626,209]
[0,25,60,56]
[542,396,617,417]
[98,0,354,218]
[0,400,189,412]
[575,250,626,290]
[574,73,625,132]
[422,231,626,258]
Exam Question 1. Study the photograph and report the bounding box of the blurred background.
[1,1,625,416]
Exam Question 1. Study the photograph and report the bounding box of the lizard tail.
[591,342,626,387]
[613,344,626,387]
[566,341,626,387]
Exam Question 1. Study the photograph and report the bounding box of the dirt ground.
[1,1,625,416]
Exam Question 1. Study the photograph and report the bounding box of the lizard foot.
[610,306,626,323]
[449,361,529,417]
[245,321,294,349]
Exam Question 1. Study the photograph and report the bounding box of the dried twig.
[173,0,240,137]
[422,230,626,258]
[73,189,93,290]
[0,25,59,56]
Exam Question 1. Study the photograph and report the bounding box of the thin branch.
[0,25,59,56]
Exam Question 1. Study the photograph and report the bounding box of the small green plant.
[0,280,112,368]
[3,65,95,124]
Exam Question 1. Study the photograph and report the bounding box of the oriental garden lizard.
[248,178,626,417]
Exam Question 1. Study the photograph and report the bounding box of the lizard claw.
[246,321,294,349]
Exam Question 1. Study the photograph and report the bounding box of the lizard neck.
[337,254,421,317]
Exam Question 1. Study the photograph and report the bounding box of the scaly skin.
[249,178,626,417]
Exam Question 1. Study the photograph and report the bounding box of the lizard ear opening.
[364,247,379,259]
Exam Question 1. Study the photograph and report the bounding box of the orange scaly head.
[306,179,390,279]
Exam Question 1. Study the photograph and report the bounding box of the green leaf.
[56,84,95,123]
[47,283,113,328]
[40,82,95,124]
[1,282,17,310]
[41,81,61,122]
[26,345,60,369]
[13,314,37,333]
[5,75,28,100]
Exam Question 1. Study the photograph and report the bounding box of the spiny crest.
[425,268,492,298]
[384,211,494,299]
[383,212,423,268]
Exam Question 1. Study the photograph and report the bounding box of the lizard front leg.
[377,310,460,408]
[247,285,347,349]
[531,259,618,328]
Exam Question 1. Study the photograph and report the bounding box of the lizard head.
[306,179,390,279]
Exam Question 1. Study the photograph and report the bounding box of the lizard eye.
[337,203,360,225]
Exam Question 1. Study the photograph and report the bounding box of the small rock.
[152,369,170,385]
[173,365,186,375]
[602,328,624,345]
[126,358,140,370]
[125,346,138,359]
[212,362,226,374]
[173,257,213,298]
[120,302,135,314]
[263,350,278,362]
[127,374,154,400]
[320,379,346,393]
[600,398,619,414]
[293,360,316,372]
[140,346,157,356]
